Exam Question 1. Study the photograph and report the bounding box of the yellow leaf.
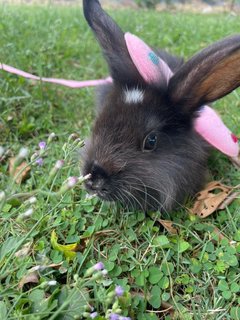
[50,230,78,260]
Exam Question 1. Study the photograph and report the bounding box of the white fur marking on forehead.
[124,88,144,104]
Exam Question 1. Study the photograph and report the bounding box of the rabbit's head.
[82,0,240,212]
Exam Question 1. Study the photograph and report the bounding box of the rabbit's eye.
[143,132,158,152]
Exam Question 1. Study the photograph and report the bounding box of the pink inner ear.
[194,106,239,157]
[125,32,173,84]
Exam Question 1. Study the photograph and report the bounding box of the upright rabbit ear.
[125,33,173,86]
[83,0,144,86]
[168,35,240,113]
[83,0,172,87]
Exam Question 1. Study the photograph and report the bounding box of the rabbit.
[82,0,240,212]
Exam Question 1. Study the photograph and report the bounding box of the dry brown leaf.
[230,154,240,169]
[211,226,228,242]
[15,242,32,258]
[18,271,39,289]
[189,181,234,218]
[48,262,63,269]
[218,191,240,210]
[0,148,11,164]
[28,262,63,273]
[146,302,175,316]
[158,219,178,234]
[161,302,175,317]
[9,157,31,184]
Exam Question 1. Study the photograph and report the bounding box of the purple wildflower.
[119,317,131,320]
[85,261,105,277]
[94,262,104,271]
[115,285,124,297]
[55,160,64,169]
[90,312,98,319]
[39,141,46,150]
[109,314,119,320]
[35,158,43,166]
[67,176,78,188]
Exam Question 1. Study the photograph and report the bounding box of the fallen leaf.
[230,153,240,169]
[48,262,63,269]
[9,157,30,184]
[15,241,32,258]
[51,230,80,260]
[189,181,234,218]
[28,262,63,273]
[18,271,39,289]
[161,301,175,317]
[146,302,175,316]
[218,191,240,210]
[0,148,11,164]
[211,226,228,242]
[158,219,178,234]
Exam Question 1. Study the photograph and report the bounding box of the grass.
[0,4,240,320]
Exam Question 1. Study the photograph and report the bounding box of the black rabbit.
[82,0,240,212]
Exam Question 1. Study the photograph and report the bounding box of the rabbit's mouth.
[84,177,113,202]
[105,184,162,211]
[95,189,113,201]
[83,166,163,211]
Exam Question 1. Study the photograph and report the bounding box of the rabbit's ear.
[83,0,144,86]
[168,35,240,113]
[125,33,173,86]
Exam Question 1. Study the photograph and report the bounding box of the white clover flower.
[47,280,57,286]
[18,147,29,159]
[21,208,34,218]
[85,193,97,200]
[68,133,79,141]
[31,265,47,272]
[0,146,4,157]
[48,132,56,142]
[80,173,91,182]
[30,152,39,162]
[0,191,6,201]
[28,197,37,204]
[102,269,108,276]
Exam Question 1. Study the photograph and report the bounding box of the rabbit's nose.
[86,177,105,191]
[85,162,108,192]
